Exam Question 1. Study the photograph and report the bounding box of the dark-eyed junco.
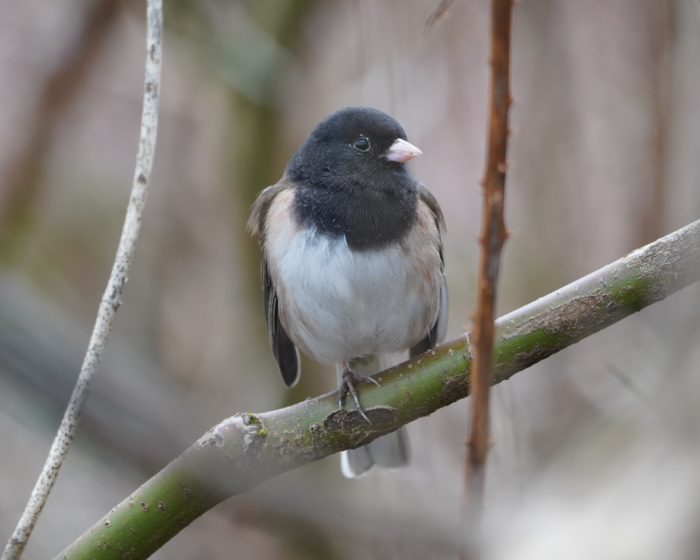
[248,107,446,478]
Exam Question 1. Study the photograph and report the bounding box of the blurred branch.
[639,1,672,245]
[0,0,122,261]
[424,0,455,33]
[58,218,700,560]
[1,2,163,559]
[0,276,188,472]
[166,4,317,401]
[466,0,514,523]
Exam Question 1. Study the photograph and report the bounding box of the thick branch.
[467,0,514,514]
[1,3,163,559]
[57,219,700,560]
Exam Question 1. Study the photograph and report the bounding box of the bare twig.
[57,218,700,560]
[1,2,163,558]
[465,0,514,525]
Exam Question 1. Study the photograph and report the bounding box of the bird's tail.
[338,355,410,478]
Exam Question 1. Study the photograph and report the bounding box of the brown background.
[1,1,699,558]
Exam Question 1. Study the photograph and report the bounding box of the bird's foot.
[337,369,381,424]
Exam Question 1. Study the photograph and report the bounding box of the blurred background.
[1,0,699,558]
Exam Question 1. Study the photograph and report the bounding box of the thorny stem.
[466,0,515,524]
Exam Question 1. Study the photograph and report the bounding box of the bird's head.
[287,107,422,185]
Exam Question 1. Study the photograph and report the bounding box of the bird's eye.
[353,137,371,152]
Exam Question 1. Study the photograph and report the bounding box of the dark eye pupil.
[354,137,370,151]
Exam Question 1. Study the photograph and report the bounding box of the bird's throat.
[294,181,418,251]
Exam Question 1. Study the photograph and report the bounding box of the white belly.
[269,228,439,365]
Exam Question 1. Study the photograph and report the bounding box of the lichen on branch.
[57,218,700,560]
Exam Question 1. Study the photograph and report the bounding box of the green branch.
[56,219,700,560]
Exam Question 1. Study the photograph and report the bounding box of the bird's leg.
[337,363,381,424]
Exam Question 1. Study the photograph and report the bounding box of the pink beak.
[385,138,423,163]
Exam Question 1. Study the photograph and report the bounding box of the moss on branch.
[58,219,700,560]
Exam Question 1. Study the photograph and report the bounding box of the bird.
[248,107,446,478]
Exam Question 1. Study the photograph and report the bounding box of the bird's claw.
[338,369,381,424]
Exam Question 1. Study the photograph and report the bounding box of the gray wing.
[250,182,301,387]
[262,260,300,387]
[410,185,447,358]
